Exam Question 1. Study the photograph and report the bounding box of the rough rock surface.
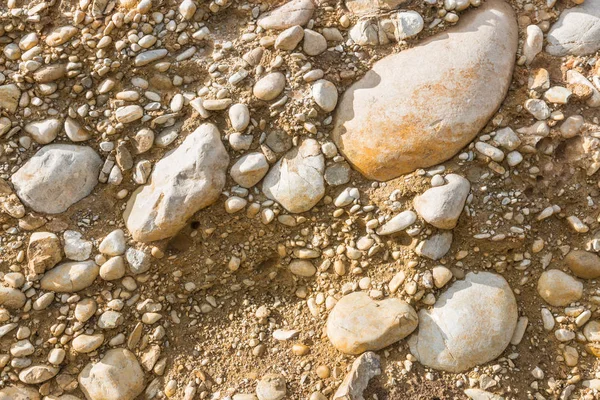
[332,0,518,180]
[0,385,40,400]
[409,272,518,372]
[124,124,229,242]
[546,0,600,56]
[414,174,471,229]
[40,261,99,293]
[327,292,418,354]
[11,145,102,214]
[333,351,381,400]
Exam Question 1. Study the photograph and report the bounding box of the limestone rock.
[566,250,600,279]
[332,0,518,180]
[40,261,99,292]
[230,153,269,188]
[327,292,418,354]
[0,287,26,309]
[256,374,286,400]
[346,0,407,15]
[11,145,102,214]
[258,0,315,30]
[99,229,126,256]
[312,80,338,112]
[27,232,62,275]
[0,385,40,400]
[18,365,59,384]
[546,0,600,56]
[415,232,452,260]
[537,269,583,307]
[333,353,381,399]
[414,174,470,229]
[79,348,145,400]
[253,72,286,101]
[0,84,21,113]
[409,272,518,372]
[262,139,325,213]
[124,123,229,242]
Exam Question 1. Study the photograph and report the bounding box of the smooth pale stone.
[256,374,287,400]
[275,25,304,50]
[0,385,41,400]
[27,232,62,275]
[257,0,315,30]
[312,79,338,112]
[75,298,97,322]
[303,29,327,55]
[100,256,126,281]
[524,99,550,120]
[45,26,78,46]
[346,0,407,14]
[327,292,417,354]
[432,265,453,288]
[333,352,381,400]
[560,115,584,138]
[0,84,21,113]
[230,153,269,188]
[124,123,229,242]
[566,70,600,107]
[179,0,196,20]
[537,269,583,307]
[134,49,168,66]
[543,86,572,104]
[584,321,600,342]
[493,127,521,150]
[11,145,102,214]
[25,119,61,144]
[64,117,91,142]
[409,272,518,372]
[18,365,59,384]
[40,261,99,292]
[546,0,600,56]
[413,174,470,229]
[262,139,325,213]
[72,334,105,353]
[415,232,452,260]
[289,259,316,277]
[332,0,518,181]
[115,105,143,123]
[464,389,505,400]
[375,210,416,235]
[79,349,145,400]
[33,64,67,83]
[0,287,26,310]
[132,128,154,154]
[565,250,600,279]
[253,72,286,101]
[229,103,250,131]
[99,229,126,256]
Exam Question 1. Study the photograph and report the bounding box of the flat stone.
[327,292,417,354]
[414,174,470,230]
[258,0,315,30]
[115,105,143,124]
[333,352,381,400]
[79,348,145,400]
[546,0,600,56]
[409,272,518,372]
[11,145,102,214]
[230,153,269,188]
[537,269,583,307]
[45,26,78,47]
[253,72,286,101]
[256,374,286,400]
[332,0,517,180]
[18,365,59,384]
[0,287,26,310]
[262,139,325,213]
[415,232,452,260]
[40,261,99,292]
[125,123,229,242]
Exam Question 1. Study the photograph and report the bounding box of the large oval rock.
[537,269,583,307]
[546,0,600,56]
[0,385,40,400]
[327,292,418,354]
[124,123,229,242]
[40,261,99,293]
[11,145,102,214]
[332,0,518,181]
[0,287,26,309]
[78,348,145,400]
[408,272,518,372]
[262,139,325,213]
[565,250,600,279]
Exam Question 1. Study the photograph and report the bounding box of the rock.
[567,70,600,107]
[523,24,543,65]
[333,351,381,400]
[303,29,327,55]
[124,123,229,242]
[125,247,152,274]
[99,256,126,281]
[24,119,61,144]
[134,49,168,66]
[415,232,452,260]
[275,26,304,50]
[0,84,21,113]
[391,11,424,40]
[332,0,517,180]
[27,232,62,275]
[132,129,154,154]
[18,365,59,384]
[327,292,417,354]
[229,103,251,131]
[524,99,550,120]
[0,287,26,309]
[75,298,97,322]
[493,127,521,150]
[409,272,518,372]
[349,19,384,46]
[432,265,453,288]
[72,334,104,353]
[544,86,572,104]
[45,26,78,46]
[33,64,67,83]
[256,374,286,400]
[230,153,270,188]
[115,105,143,124]
[64,230,92,261]
[584,321,600,342]
[413,174,470,229]
[258,0,315,30]
[464,389,504,400]
[99,229,126,256]
[262,139,325,213]
[79,348,145,400]
[546,0,600,56]
[376,210,417,235]
[289,259,316,277]
[324,162,350,186]
[312,80,338,112]
[11,145,102,214]
[40,261,99,292]
[179,0,196,20]
[64,117,91,142]
[537,270,583,306]
[565,250,600,279]
[0,385,41,400]
[253,72,286,101]
[346,0,407,14]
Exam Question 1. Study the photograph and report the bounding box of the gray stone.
[546,0,600,56]
[415,232,452,260]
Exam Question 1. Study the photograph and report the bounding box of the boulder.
[332,0,518,180]
[11,145,102,214]
[327,292,417,354]
[409,272,518,372]
[124,124,229,242]
[546,0,600,56]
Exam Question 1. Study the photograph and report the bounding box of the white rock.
[0,84,21,113]
[544,86,572,104]
[99,256,126,281]
[229,103,250,131]
[415,232,453,260]
[179,0,197,20]
[256,374,287,400]
[523,24,543,65]
[414,174,470,230]
[566,69,600,107]
[311,80,338,112]
[333,352,381,400]
[257,0,315,30]
[546,0,600,56]
[524,99,550,120]
[537,269,583,306]
[64,117,91,142]
[303,29,327,56]
[275,25,304,50]
[25,119,61,144]
[230,153,269,188]
[376,210,417,235]
[392,11,424,40]
[40,261,99,292]
[253,72,286,101]
[64,230,92,261]
[115,105,143,124]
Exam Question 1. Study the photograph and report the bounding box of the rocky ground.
[2,0,600,399]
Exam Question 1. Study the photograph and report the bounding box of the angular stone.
[40,261,99,292]
[333,352,381,400]
[332,0,518,180]
[0,385,40,400]
[258,0,315,30]
[124,123,229,242]
[11,145,102,214]
[546,0,600,56]
[230,153,269,188]
[262,139,325,213]
[414,174,470,230]
[409,272,518,372]
[327,292,418,355]
[0,84,21,113]
[415,232,452,260]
